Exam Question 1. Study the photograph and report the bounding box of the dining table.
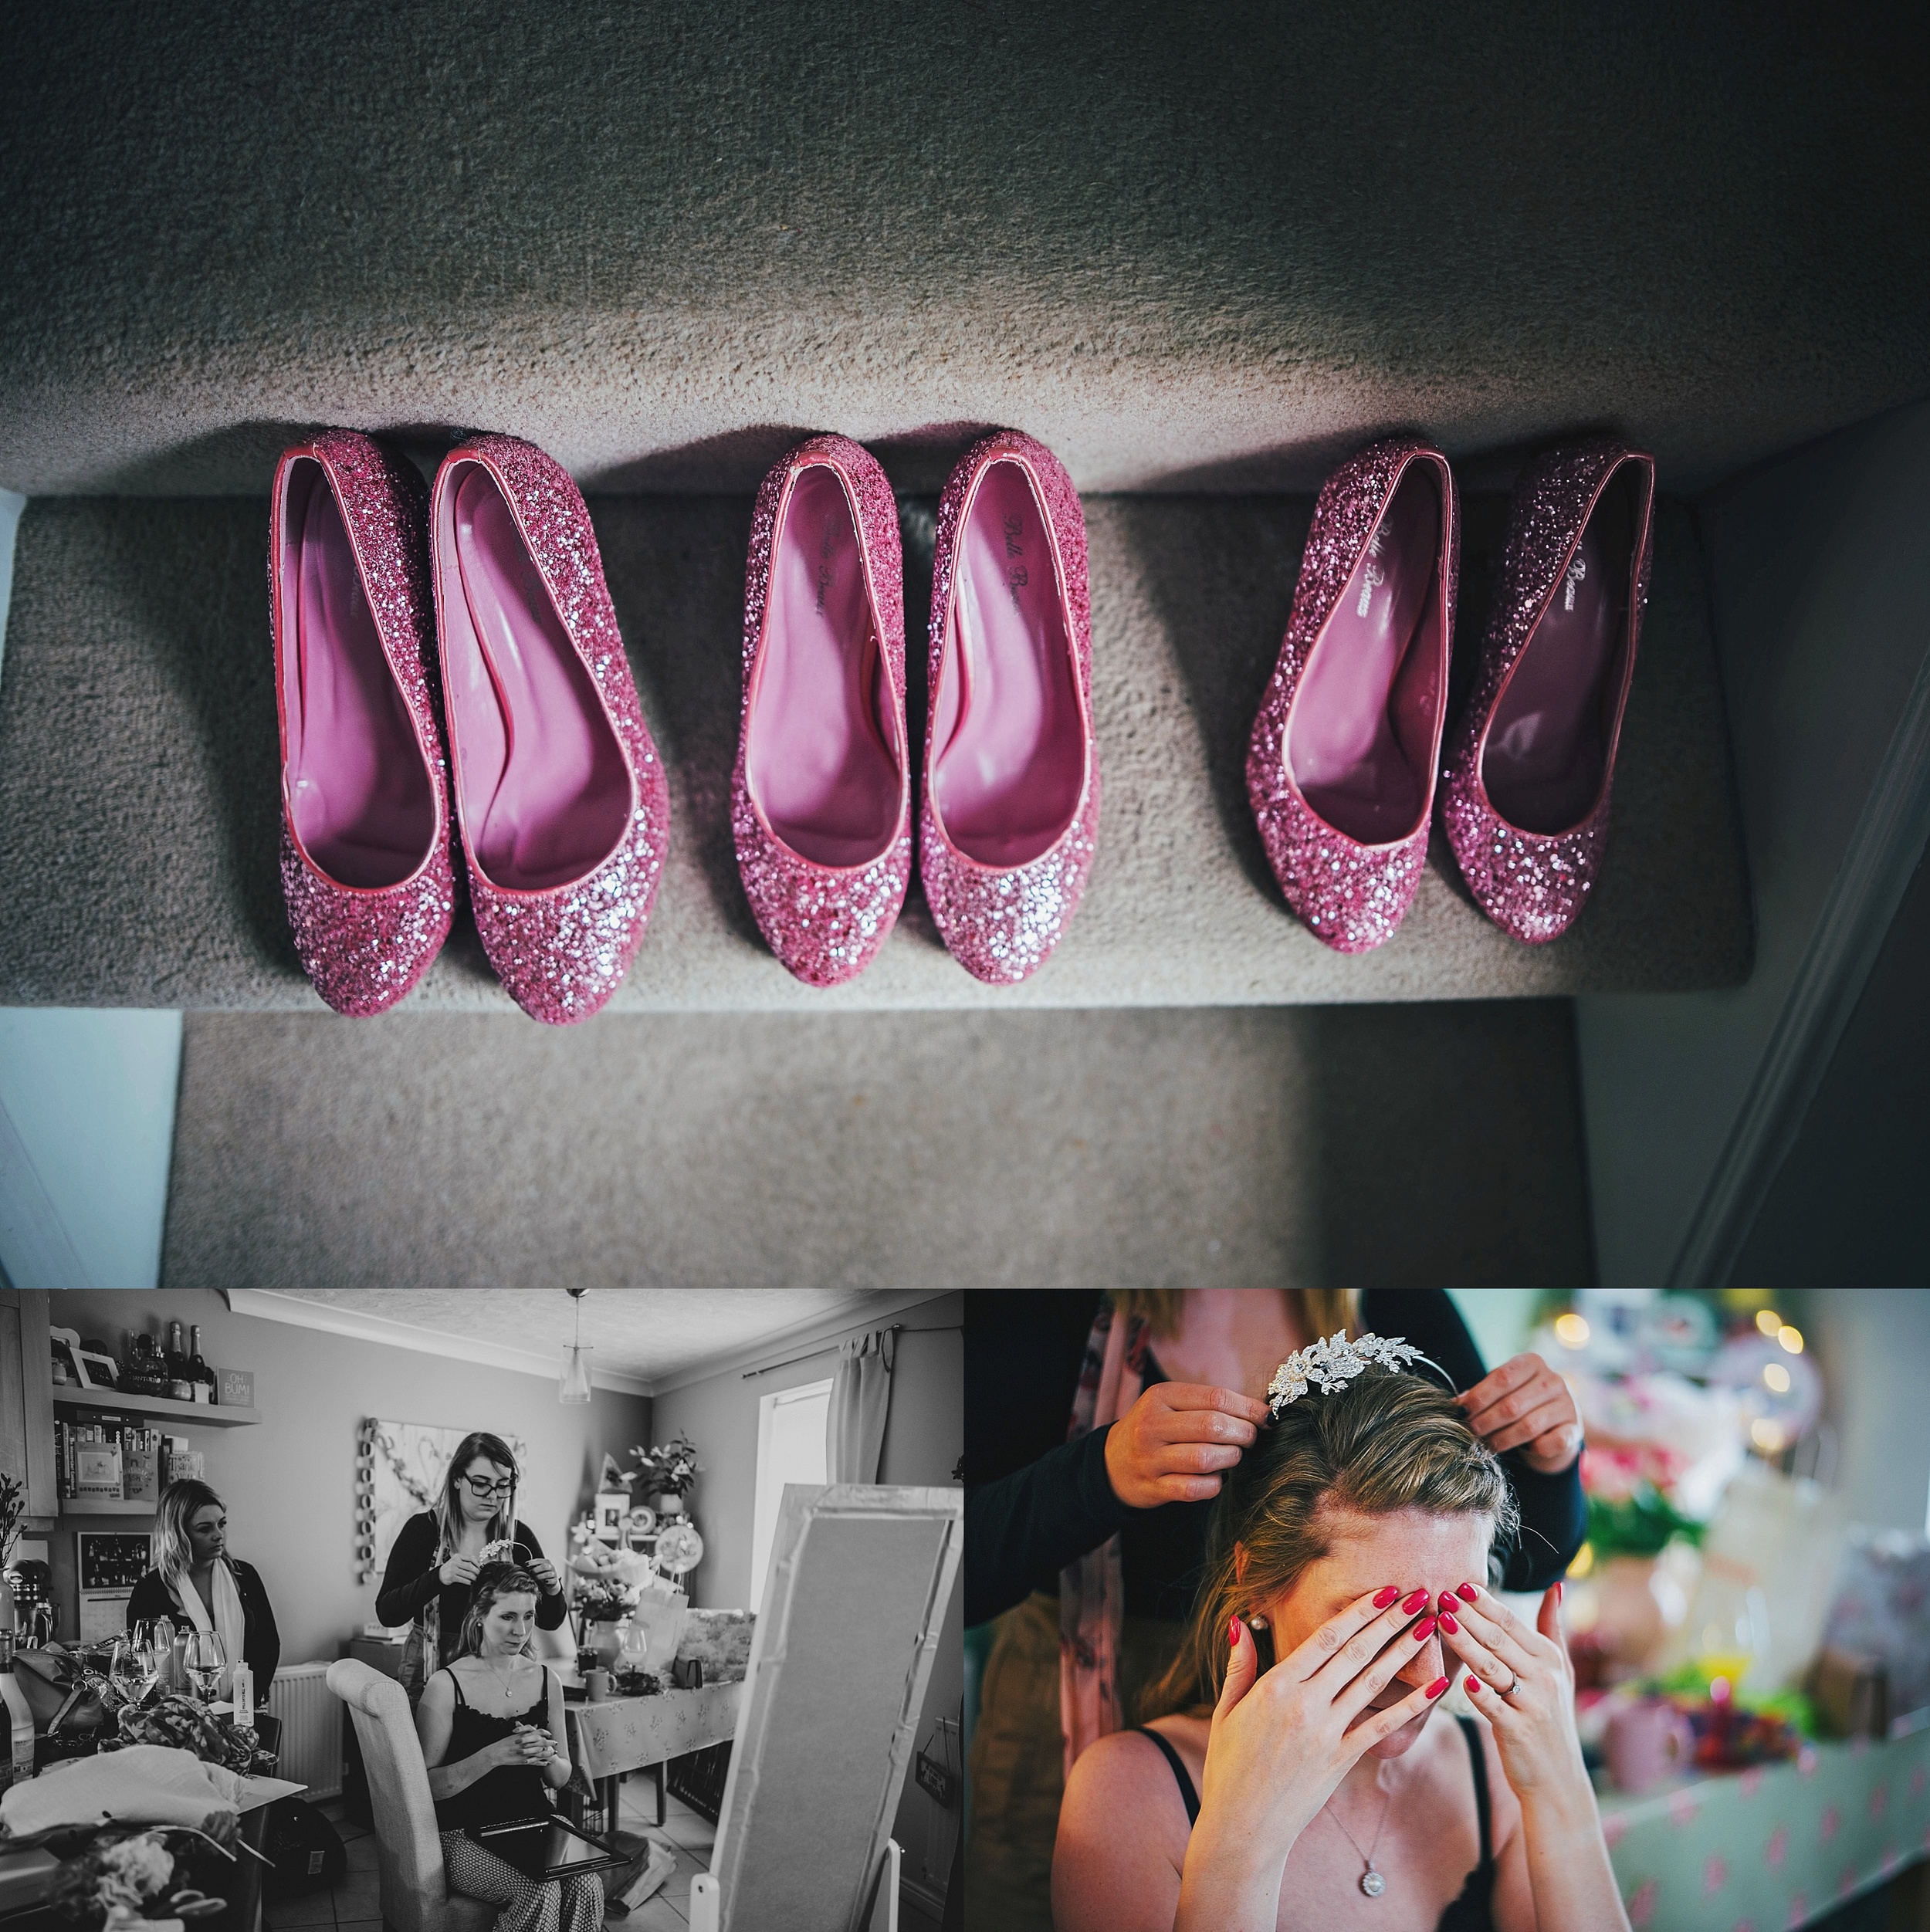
[1598,1722,1930,1930]
[561,1677,742,1829]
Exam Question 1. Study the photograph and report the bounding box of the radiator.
[266,1661,342,1800]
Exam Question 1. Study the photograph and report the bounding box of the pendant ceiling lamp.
[560,1287,593,1405]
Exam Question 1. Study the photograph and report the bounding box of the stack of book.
[55,1413,197,1504]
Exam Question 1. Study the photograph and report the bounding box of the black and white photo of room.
[0,1289,963,1932]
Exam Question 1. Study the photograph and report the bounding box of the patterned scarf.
[1058,1301,1149,1776]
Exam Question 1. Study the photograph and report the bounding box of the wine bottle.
[165,1321,193,1402]
[189,1325,215,1402]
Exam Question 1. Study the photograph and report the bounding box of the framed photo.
[594,1490,629,1543]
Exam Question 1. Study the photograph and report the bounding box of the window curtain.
[827,1328,895,1482]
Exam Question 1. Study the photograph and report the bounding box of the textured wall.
[4,5,1928,496]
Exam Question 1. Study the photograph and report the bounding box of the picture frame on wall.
[594,1490,629,1543]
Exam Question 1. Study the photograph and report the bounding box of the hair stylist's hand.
[1177,1595,1444,1928]
[1458,1354,1582,1474]
[1102,1383,1269,1510]
[526,1557,561,1595]
[438,1554,480,1589]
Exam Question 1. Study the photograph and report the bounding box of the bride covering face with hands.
[1052,1346,1628,1932]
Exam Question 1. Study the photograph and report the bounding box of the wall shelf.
[51,1384,260,1426]
[60,1496,158,1516]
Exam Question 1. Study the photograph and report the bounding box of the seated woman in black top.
[127,1480,279,1704]
[377,1432,568,1700]
[1053,1358,1629,1932]
[415,1562,601,1932]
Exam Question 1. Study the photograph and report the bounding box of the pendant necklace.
[1322,1780,1395,1898]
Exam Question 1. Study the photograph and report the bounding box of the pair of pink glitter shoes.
[732,430,1098,986]
[271,431,669,1022]
[1246,437,1657,952]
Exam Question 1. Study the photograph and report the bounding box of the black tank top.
[1131,1715,1495,1932]
[431,1664,556,1833]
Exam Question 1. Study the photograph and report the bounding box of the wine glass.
[186,1629,225,1704]
[109,1634,147,1706]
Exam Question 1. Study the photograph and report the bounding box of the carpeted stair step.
[0,489,1749,1012]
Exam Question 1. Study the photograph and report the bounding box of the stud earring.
[1247,1612,1268,1630]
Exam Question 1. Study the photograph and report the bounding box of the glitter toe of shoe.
[733,435,911,986]
[281,829,456,1016]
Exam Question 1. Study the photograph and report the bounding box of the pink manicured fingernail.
[1457,1583,1479,1602]
[1465,1676,1481,1694]
[1228,1616,1241,1645]
[1373,1586,1400,1609]
[1426,1677,1448,1700]
[1441,1612,1459,1635]
[1400,1590,1430,1614]
[1556,1580,1565,1605]
[1414,1617,1437,1641]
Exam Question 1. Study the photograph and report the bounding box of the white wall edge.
[1670,640,1930,1287]
[222,1289,655,1395]
[647,1288,957,1396]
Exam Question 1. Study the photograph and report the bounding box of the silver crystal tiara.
[1266,1330,1431,1418]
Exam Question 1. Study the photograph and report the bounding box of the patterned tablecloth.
[1600,1727,1930,1930]
[564,1681,742,1781]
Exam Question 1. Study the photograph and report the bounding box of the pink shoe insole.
[280,459,435,889]
[932,461,1084,868]
[1288,464,1444,845]
[1484,471,1634,834]
[437,465,631,892]
[745,465,901,867]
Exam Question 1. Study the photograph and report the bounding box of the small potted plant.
[628,1435,701,1518]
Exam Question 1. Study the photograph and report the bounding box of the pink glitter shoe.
[430,433,670,1023]
[921,431,1099,983]
[270,431,455,1017]
[733,435,910,986]
[1441,442,1656,944]
[1245,438,1458,952]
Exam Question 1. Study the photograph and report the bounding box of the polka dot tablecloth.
[1598,1727,1930,1930]
[564,1680,742,1780]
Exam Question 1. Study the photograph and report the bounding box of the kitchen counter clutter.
[1599,1726,1930,1931]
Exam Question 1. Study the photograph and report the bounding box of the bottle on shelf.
[188,1326,216,1404]
[164,1321,194,1403]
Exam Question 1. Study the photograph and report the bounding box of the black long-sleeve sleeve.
[966,1426,1133,1627]
[374,1512,444,1628]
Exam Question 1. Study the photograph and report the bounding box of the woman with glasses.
[377,1432,567,1701]
[127,1478,280,1704]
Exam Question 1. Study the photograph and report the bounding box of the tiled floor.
[294,1782,943,1932]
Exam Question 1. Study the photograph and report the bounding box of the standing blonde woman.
[964,1291,1586,1932]
[377,1432,567,1701]
[127,1479,279,1704]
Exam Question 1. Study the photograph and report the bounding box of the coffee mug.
[1607,1698,1694,1793]
[586,1668,611,1704]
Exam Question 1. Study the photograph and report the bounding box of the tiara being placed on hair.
[1267,1331,1428,1418]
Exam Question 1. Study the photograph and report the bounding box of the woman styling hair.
[415,1562,601,1932]
[1053,1335,1627,1932]
[376,1432,567,1700]
[127,1479,279,1703]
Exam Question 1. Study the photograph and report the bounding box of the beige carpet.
[4,6,1927,496]
[161,1001,1593,1288]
